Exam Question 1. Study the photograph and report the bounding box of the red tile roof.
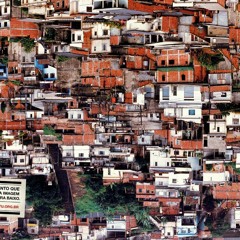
[220,48,239,70]
[201,85,231,92]
[128,0,167,12]
[213,183,240,200]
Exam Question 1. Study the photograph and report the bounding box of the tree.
[76,174,154,230]
[20,37,35,53]
[197,51,224,70]
[203,195,215,212]
[26,176,63,226]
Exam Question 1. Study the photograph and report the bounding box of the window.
[77,114,81,119]
[173,86,177,96]
[162,86,169,100]
[204,137,208,147]
[103,30,108,35]
[93,46,96,51]
[94,31,97,36]
[108,168,111,175]
[155,162,158,166]
[79,153,84,157]
[161,60,165,65]
[217,127,220,132]
[72,34,75,42]
[221,92,227,97]
[4,7,7,13]
[77,35,81,41]
[86,6,92,12]
[233,118,239,124]
[172,179,177,183]
[56,2,59,7]
[189,109,195,115]
[44,73,48,78]
[184,86,194,100]
[150,113,153,118]
[181,74,185,81]
[141,137,145,142]
[20,159,24,163]
[162,75,165,81]
[138,188,142,193]
[14,159,17,163]
[174,150,179,155]
[22,56,25,62]
[99,151,104,155]
[214,115,222,119]
[31,57,34,62]
[66,152,71,156]
[50,73,55,78]
[0,217,7,221]
[102,44,106,51]
[4,22,7,27]
[169,59,175,65]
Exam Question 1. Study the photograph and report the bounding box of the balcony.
[24,76,37,81]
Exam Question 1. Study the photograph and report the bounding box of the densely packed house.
[0,0,239,239]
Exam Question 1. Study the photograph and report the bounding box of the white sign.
[0,179,26,217]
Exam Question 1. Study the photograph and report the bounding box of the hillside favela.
[0,0,240,239]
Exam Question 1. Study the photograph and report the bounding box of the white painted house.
[159,85,202,123]
[91,22,111,54]
[70,0,128,14]
[61,145,90,159]
[67,109,85,121]
[208,114,227,134]
[149,147,172,170]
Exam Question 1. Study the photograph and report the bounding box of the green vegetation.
[45,28,56,41]
[104,21,122,29]
[22,7,28,14]
[20,37,35,53]
[76,174,154,231]
[57,55,70,63]
[135,153,150,173]
[26,175,63,226]
[1,102,6,113]
[0,56,8,65]
[197,51,224,70]
[13,0,21,6]
[203,195,215,212]
[12,231,33,240]
[206,164,213,171]
[205,211,230,237]
[217,103,240,116]
[225,161,240,174]
[43,125,62,141]
[11,80,22,86]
